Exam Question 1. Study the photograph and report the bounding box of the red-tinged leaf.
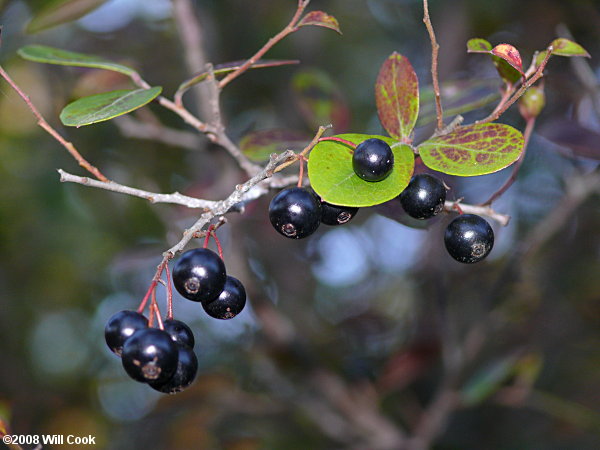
[298,11,342,34]
[240,129,310,162]
[291,69,351,133]
[418,123,524,176]
[467,38,492,53]
[375,52,419,141]
[491,44,524,76]
[540,119,600,161]
[550,38,590,57]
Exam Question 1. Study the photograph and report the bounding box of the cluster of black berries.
[268,138,394,239]
[270,138,494,264]
[105,312,198,394]
[400,173,494,263]
[173,248,247,319]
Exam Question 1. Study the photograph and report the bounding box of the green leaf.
[291,69,350,133]
[550,38,590,57]
[175,59,299,102]
[466,38,492,53]
[26,0,109,34]
[418,123,524,176]
[297,11,342,34]
[240,129,309,162]
[308,134,414,207]
[375,52,419,142]
[18,45,136,77]
[535,50,549,68]
[461,355,518,407]
[60,87,162,127]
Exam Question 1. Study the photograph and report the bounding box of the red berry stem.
[318,136,356,151]
[203,224,215,248]
[165,263,174,320]
[151,293,164,330]
[296,155,306,188]
[211,231,224,260]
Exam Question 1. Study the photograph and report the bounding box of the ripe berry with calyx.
[320,201,359,226]
[121,328,179,384]
[163,319,195,348]
[444,214,494,263]
[399,174,446,219]
[269,187,321,239]
[173,248,227,303]
[202,276,246,320]
[352,138,394,182]
[149,345,198,394]
[104,310,148,356]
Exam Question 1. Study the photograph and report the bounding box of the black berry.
[202,276,246,320]
[444,214,494,264]
[352,138,394,182]
[320,201,359,226]
[121,328,179,384]
[149,345,198,394]
[269,187,321,239]
[104,310,148,356]
[173,248,227,303]
[163,319,195,348]
[399,174,446,219]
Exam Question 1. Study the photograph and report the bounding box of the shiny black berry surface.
[320,201,359,226]
[172,248,227,302]
[163,319,195,348]
[150,345,198,394]
[121,328,179,384]
[202,276,246,320]
[444,214,494,264]
[104,310,148,356]
[269,187,321,239]
[352,138,394,182]
[400,174,446,219]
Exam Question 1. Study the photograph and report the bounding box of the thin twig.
[115,115,202,150]
[423,0,444,131]
[58,169,219,209]
[443,200,511,226]
[274,124,332,173]
[0,65,108,182]
[218,0,310,89]
[172,0,212,119]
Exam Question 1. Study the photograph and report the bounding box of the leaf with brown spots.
[491,44,524,77]
[298,11,342,34]
[418,123,524,176]
[550,38,590,58]
[466,38,492,53]
[375,52,419,142]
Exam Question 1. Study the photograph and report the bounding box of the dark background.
[0,0,599,448]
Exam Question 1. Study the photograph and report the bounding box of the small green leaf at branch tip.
[175,59,299,99]
[308,134,415,207]
[298,11,342,34]
[26,0,109,34]
[466,38,492,53]
[18,45,136,77]
[418,123,524,176]
[375,52,419,141]
[60,87,162,127]
[550,38,590,57]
